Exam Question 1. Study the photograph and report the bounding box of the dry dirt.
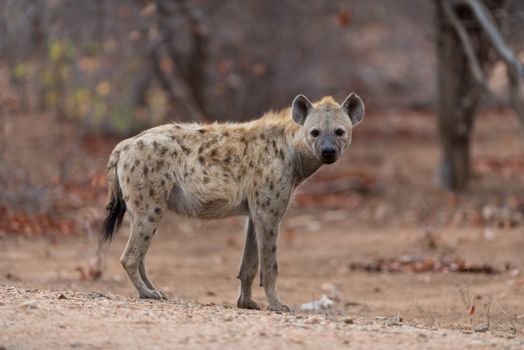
[1,109,524,349]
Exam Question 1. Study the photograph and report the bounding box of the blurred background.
[0,0,439,230]
[1,0,524,332]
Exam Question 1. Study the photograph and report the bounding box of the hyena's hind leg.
[138,242,166,299]
[237,218,261,310]
[120,207,166,300]
[139,259,158,292]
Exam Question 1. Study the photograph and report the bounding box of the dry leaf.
[467,305,475,315]
[334,9,351,27]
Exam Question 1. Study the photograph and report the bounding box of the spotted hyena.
[101,93,364,312]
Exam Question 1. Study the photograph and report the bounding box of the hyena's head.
[291,93,364,164]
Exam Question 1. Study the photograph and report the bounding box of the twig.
[458,284,472,310]
[494,318,517,334]
[494,300,518,333]
[485,295,492,330]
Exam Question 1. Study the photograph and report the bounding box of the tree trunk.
[436,1,482,191]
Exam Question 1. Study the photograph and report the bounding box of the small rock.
[341,317,354,324]
[21,302,38,310]
[306,316,322,324]
[385,315,403,326]
[474,324,489,333]
[58,294,67,300]
[87,292,105,299]
[221,302,233,309]
[290,338,304,344]
[299,294,334,312]
[483,228,496,241]
[321,282,342,301]
[112,276,123,283]
[344,301,361,307]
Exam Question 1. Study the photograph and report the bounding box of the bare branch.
[452,0,524,76]
[152,0,209,122]
[442,0,488,87]
[450,0,524,130]
[148,37,207,122]
[508,66,524,130]
[148,36,177,103]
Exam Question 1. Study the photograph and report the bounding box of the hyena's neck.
[287,124,323,185]
[260,107,322,184]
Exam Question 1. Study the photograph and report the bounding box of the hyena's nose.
[320,147,337,164]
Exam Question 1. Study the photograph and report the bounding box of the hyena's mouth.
[319,148,338,164]
[320,155,338,164]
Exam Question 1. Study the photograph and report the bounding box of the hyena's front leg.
[252,216,291,312]
[237,218,261,310]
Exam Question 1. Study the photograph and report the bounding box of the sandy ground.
[1,110,524,349]
[2,286,523,350]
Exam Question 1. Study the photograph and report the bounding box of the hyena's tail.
[100,153,126,244]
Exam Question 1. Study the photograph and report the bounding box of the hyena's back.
[109,120,291,221]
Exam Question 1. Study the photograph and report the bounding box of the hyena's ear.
[341,93,364,126]
[292,94,314,125]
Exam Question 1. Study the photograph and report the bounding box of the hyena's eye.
[310,129,320,137]
[335,128,345,136]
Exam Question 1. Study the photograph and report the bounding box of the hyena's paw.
[138,289,168,300]
[237,296,261,310]
[267,303,293,313]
